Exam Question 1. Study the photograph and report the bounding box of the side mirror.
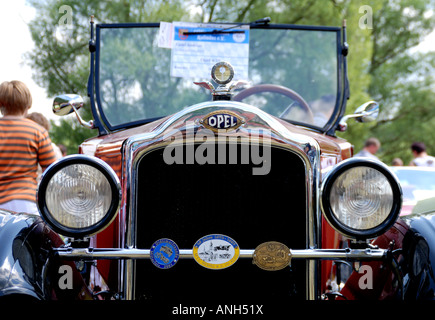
[338,101,379,131]
[52,94,93,129]
[53,94,84,115]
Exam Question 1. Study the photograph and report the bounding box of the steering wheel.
[233,84,314,123]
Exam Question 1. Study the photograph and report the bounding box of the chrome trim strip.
[121,101,321,300]
[55,247,386,260]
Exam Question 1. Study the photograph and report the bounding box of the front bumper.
[54,247,387,261]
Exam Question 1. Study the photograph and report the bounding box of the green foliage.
[367,0,435,163]
[371,52,435,164]
[26,0,190,151]
[26,0,435,163]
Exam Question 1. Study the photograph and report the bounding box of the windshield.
[96,23,342,131]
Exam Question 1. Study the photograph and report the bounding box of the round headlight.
[37,155,121,237]
[321,158,402,240]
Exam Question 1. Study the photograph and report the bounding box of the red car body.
[1,20,434,303]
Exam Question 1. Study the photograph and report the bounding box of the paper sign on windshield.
[158,22,249,80]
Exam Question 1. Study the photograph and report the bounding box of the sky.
[0,1,434,123]
[0,0,57,120]
[412,26,435,53]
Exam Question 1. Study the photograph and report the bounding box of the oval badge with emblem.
[253,241,291,271]
[193,234,240,270]
[200,110,244,133]
[150,238,180,269]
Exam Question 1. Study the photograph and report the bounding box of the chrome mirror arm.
[338,113,362,131]
[71,104,94,129]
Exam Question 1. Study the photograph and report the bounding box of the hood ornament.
[194,61,248,101]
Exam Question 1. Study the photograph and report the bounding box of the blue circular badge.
[150,238,180,269]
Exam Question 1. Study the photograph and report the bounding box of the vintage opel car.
[1,18,434,302]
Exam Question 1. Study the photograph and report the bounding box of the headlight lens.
[330,167,393,230]
[321,158,402,239]
[46,164,113,228]
[38,155,121,237]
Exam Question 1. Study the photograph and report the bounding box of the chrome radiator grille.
[134,144,307,300]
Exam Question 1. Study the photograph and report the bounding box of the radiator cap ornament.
[211,61,234,85]
[193,61,249,100]
[150,238,180,269]
[193,234,240,270]
[253,241,291,271]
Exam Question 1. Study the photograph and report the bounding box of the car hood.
[81,101,351,175]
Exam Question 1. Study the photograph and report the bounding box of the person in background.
[410,142,435,167]
[26,112,64,183]
[392,158,403,166]
[354,137,381,161]
[0,80,57,214]
[57,144,67,157]
[26,112,63,160]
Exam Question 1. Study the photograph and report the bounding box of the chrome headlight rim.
[321,158,402,240]
[37,155,121,238]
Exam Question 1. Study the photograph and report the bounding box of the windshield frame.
[90,22,348,135]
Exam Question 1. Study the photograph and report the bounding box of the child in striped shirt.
[0,80,57,214]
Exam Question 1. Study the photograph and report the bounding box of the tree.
[26,0,189,153]
[342,0,435,163]
[367,0,435,164]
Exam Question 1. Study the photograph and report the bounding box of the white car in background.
[390,166,435,215]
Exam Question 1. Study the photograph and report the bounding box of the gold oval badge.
[200,110,244,133]
[253,241,291,271]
